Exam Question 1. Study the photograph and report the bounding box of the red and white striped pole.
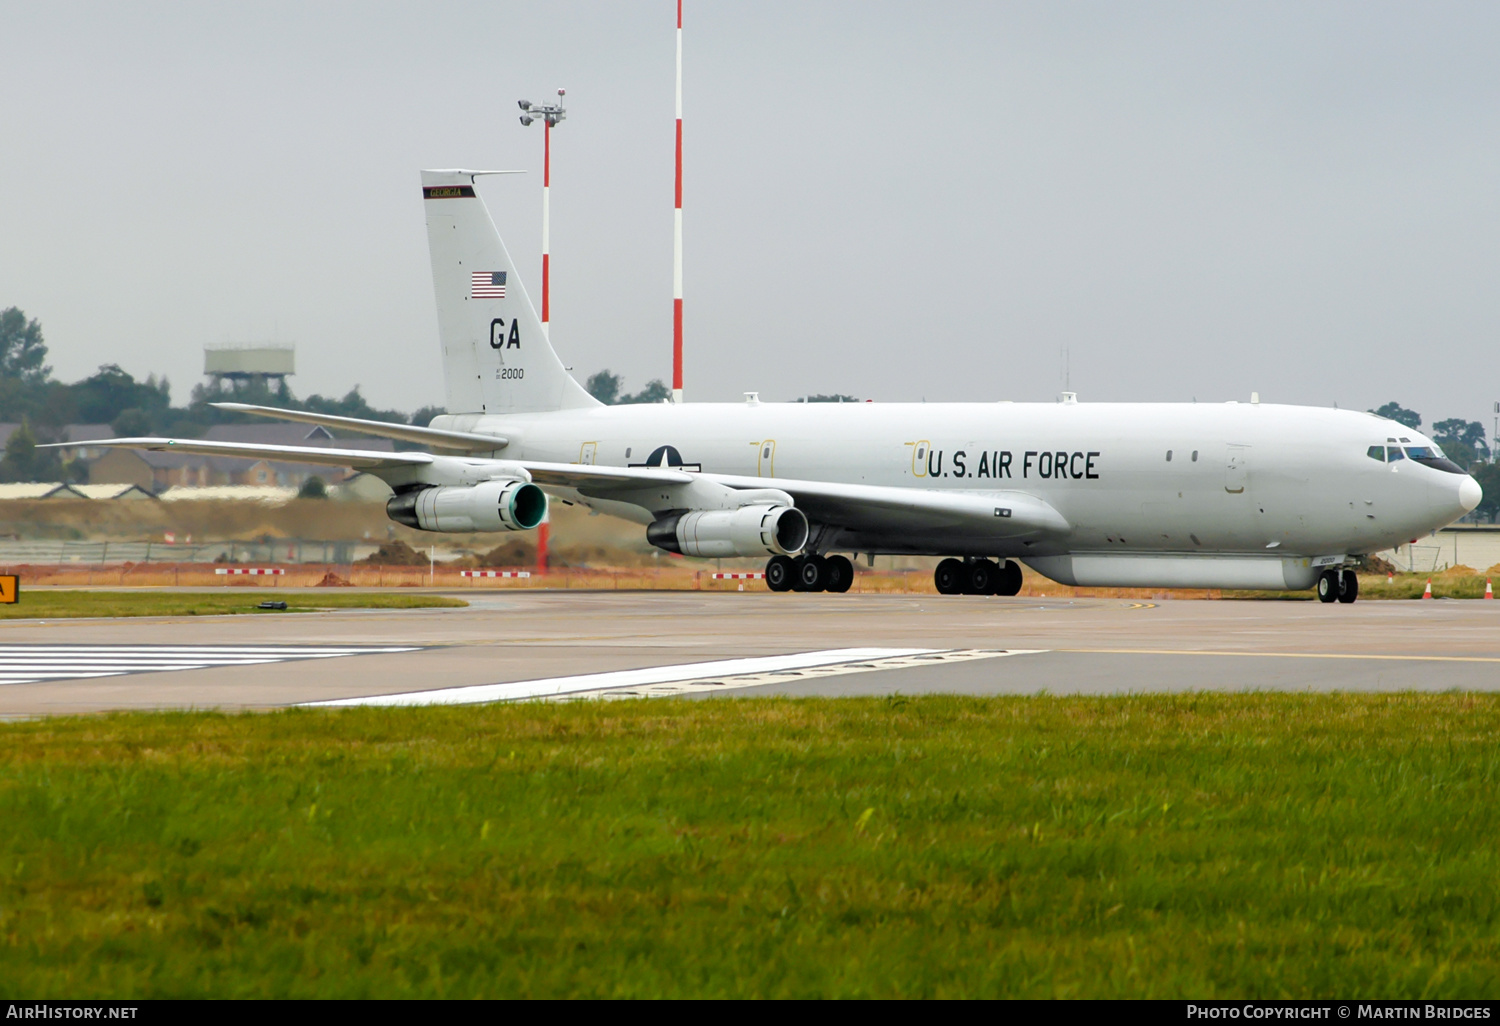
[672,0,684,404]
[542,90,564,340]
[517,90,566,569]
[518,90,565,337]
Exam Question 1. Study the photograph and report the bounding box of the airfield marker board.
[0,576,15,604]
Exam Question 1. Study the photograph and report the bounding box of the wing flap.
[523,462,696,487]
[210,403,509,452]
[703,474,1071,537]
[48,437,436,471]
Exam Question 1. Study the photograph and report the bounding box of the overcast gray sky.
[3,1,1498,429]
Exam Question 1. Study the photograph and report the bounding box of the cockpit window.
[1386,446,1406,461]
[1404,445,1467,474]
[1366,445,1384,461]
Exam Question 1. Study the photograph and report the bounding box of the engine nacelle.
[386,480,548,533]
[647,503,808,558]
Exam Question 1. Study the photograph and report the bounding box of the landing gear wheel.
[966,559,999,595]
[793,555,828,592]
[824,555,854,594]
[1317,569,1338,603]
[765,555,795,592]
[996,559,1023,597]
[1337,568,1359,604]
[934,558,965,595]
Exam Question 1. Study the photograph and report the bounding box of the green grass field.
[1352,574,1494,600]
[3,694,1499,997]
[0,591,467,619]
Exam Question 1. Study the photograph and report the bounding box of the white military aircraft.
[75,170,1481,603]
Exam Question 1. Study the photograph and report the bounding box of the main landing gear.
[765,554,853,593]
[1316,568,1359,604]
[934,558,1023,596]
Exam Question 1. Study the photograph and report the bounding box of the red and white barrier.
[215,568,284,576]
[460,570,531,579]
[712,572,764,580]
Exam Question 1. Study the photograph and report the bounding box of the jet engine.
[386,480,548,533]
[647,503,808,558]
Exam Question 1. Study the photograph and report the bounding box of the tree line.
[0,308,444,482]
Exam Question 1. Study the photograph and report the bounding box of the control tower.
[204,344,295,390]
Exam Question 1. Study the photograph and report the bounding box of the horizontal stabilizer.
[209,403,508,452]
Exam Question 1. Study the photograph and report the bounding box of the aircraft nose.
[1460,475,1482,513]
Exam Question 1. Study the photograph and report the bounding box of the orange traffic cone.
[1387,571,1394,585]
[1486,579,1494,600]
[1422,579,1434,599]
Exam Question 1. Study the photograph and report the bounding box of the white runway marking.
[568,648,1045,701]
[303,647,1045,708]
[0,645,421,686]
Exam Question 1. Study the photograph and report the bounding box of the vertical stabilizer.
[422,170,598,415]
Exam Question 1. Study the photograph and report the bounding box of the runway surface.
[1,590,1497,715]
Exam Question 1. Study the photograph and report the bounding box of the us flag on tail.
[471,271,506,299]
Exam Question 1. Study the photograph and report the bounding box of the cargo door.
[1225,445,1249,494]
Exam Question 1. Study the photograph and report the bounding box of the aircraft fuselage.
[437,399,1477,564]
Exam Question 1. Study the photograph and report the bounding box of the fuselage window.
[1191,450,1198,462]
[1166,450,1173,461]
[1367,445,1385,462]
[1386,446,1406,461]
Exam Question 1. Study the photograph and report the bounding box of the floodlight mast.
[518,89,567,340]
[518,90,566,574]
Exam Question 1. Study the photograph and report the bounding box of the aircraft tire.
[765,555,795,592]
[794,555,828,592]
[996,560,1023,597]
[824,555,854,594]
[1316,569,1338,603]
[934,558,965,595]
[965,560,998,595]
[1337,568,1359,604]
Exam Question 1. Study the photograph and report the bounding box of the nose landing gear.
[1317,568,1360,604]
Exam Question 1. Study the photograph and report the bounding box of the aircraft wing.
[53,434,1059,535]
[44,437,438,471]
[702,473,1071,537]
[49,439,697,485]
[209,403,509,452]
[522,462,696,486]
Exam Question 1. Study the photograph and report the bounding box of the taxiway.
[0,590,1496,715]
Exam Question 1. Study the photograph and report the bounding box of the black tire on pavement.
[996,559,1024,596]
[824,555,854,593]
[966,560,998,595]
[796,555,828,592]
[934,558,965,595]
[765,555,795,592]
[1337,568,1359,604]
[1317,569,1338,603]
